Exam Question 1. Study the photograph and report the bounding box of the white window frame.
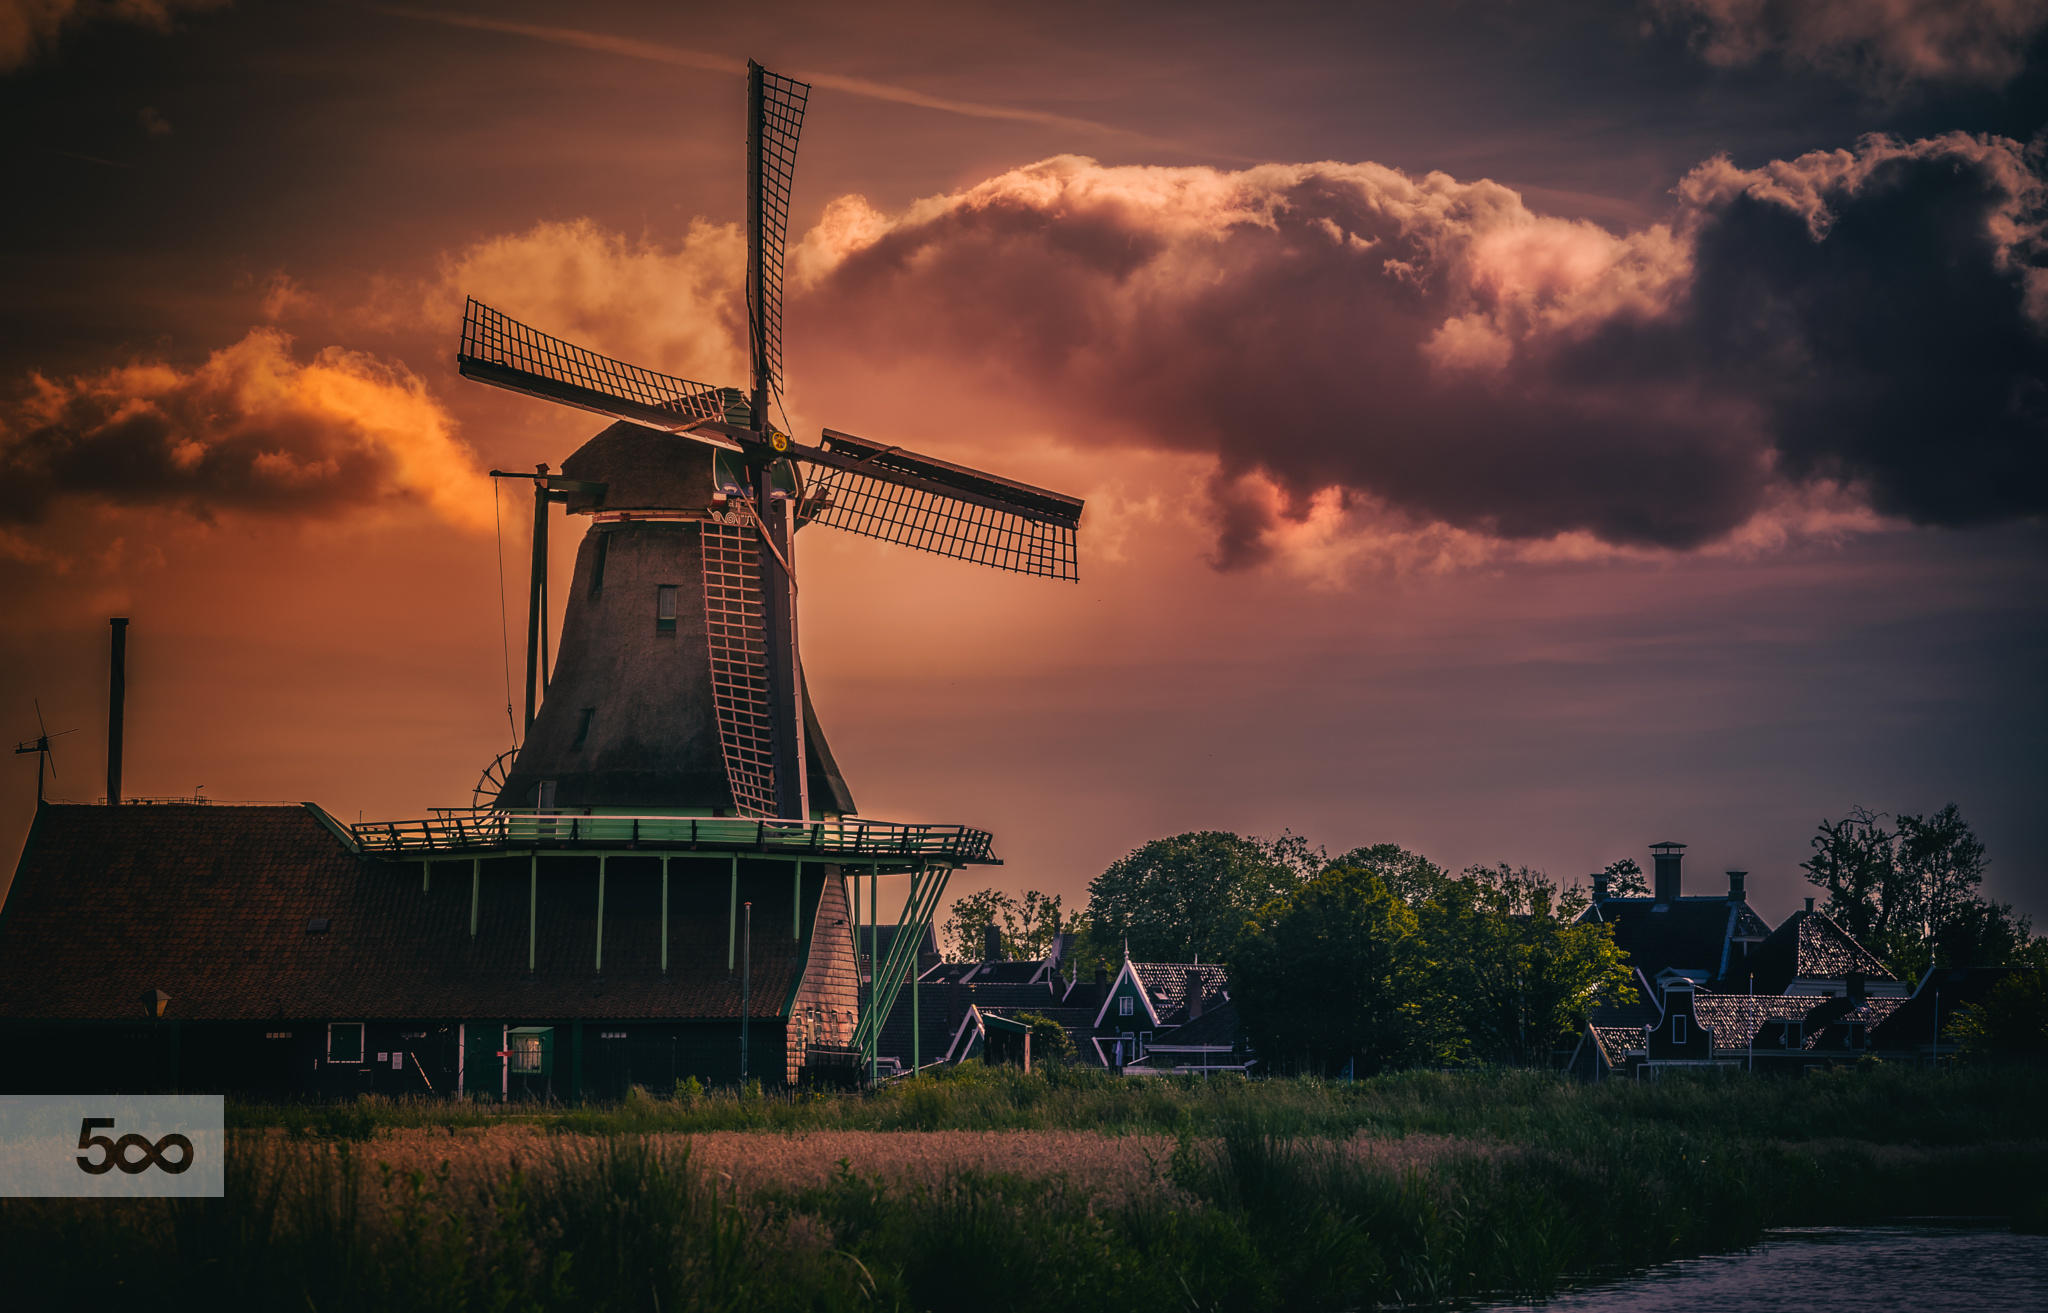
[1119,995,1135,1017]
[327,1022,365,1064]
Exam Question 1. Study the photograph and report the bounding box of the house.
[0,802,871,1098]
[1568,843,1910,1080]
[878,942,1255,1076]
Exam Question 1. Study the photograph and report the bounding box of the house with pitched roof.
[1568,843,1910,1080]
[878,940,1254,1076]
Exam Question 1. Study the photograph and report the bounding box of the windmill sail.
[801,429,1084,580]
[747,62,809,418]
[700,518,779,817]
[457,298,734,438]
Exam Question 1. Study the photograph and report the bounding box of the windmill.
[461,62,1085,823]
[13,700,76,805]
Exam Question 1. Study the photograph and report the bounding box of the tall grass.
[8,1066,2042,1311]
[226,1060,2042,1143]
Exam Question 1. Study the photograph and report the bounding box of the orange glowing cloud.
[0,327,486,533]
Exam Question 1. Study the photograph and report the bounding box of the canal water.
[1483,1224,2048,1312]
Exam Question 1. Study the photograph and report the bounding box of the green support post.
[728,856,739,971]
[869,865,879,1086]
[595,855,607,973]
[470,858,480,938]
[528,855,537,972]
[912,936,920,1077]
[660,857,670,972]
[793,860,802,940]
[422,859,431,892]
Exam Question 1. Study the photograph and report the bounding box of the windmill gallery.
[0,65,1086,1100]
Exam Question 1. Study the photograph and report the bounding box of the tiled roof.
[1588,1026,1644,1065]
[955,980,1064,1010]
[1131,961,1230,1025]
[874,981,969,1068]
[0,804,828,1022]
[966,962,1039,984]
[1688,993,1835,1051]
[1748,908,1894,994]
[1583,897,1768,986]
[1147,999,1242,1049]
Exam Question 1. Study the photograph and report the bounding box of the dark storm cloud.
[0,328,485,529]
[1651,0,2048,92]
[789,134,2046,563]
[0,0,227,73]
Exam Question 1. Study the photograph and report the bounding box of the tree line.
[940,804,2043,1074]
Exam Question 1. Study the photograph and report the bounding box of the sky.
[1,0,2044,928]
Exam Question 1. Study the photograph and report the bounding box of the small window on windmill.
[571,708,595,750]
[656,585,678,633]
[1119,995,1135,1017]
[535,779,558,810]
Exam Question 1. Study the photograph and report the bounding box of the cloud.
[784,135,2046,564]
[1651,0,2048,92]
[0,328,487,531]
[417,217,748,389]
[0,0,226,73]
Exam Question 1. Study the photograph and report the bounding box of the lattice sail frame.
[802,464,1080,580]
[458,298,729,430]
[749,64,809,414]
[701,520,778,817]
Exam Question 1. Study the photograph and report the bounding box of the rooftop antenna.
[13,699,77,805]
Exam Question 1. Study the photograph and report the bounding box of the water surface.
[1484,1225,2048,1312]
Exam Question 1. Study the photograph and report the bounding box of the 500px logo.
[1,1095,222,1197]
[76,1117,194,1175]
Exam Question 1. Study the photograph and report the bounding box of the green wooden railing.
[347,810,996,866]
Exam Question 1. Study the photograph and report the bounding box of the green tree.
[1946,972,2048,1057]
[1233,866,1438,1076]
[1085,831,1303,963]
[1601,857,1649,897]
[1325,843,1449,904]
[940,888,1065,961]
[1804,803,2026,978]
[1014,1011,1077,1065]
[1803,806,1904,948]
[1421,865,1633,1067]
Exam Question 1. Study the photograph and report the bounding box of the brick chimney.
[1650,842,1686,903]
[1726,870,1746,901]
[1591,870,1611,901]
[1185,968,1204,1021]
[1095,966,1109,989]
[1845,971,1867,1004]
[983,923,1002,962]
[1805,897,1815,913]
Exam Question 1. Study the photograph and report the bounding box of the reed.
[7,1066,2040,1311]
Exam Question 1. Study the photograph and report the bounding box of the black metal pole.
[107,617,127,806]
[747,60,767,428]
[740,900,752,1081]
[524,465,549,735]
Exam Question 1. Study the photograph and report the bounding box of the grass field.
[6,1065,2044,1311]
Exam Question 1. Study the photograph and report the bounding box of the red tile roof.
[0,804,825,1022]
